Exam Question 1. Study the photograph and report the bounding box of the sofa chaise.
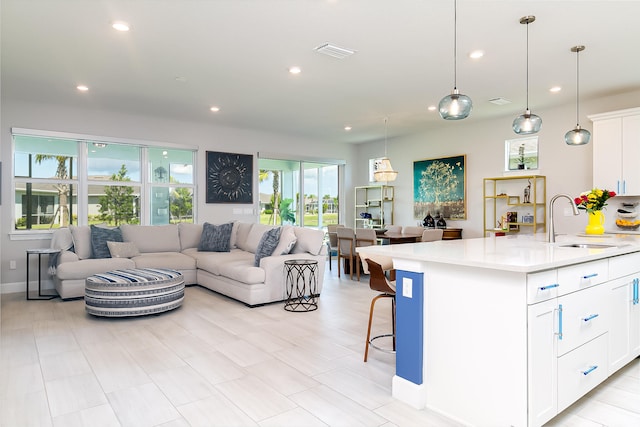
[51,221,326,306]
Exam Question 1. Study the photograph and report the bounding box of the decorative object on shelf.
[414,154,466,220]
[615,202,640,230]
[574,187,616,235]
[435,213,447,229]
[206,151,253,203]
[565,45,591,146]
[373,117,398,182]
[505,136,538,171]
[438,0,472,120]
[513,16,542,135]
[522,213,534,223]
[523,179,531,203]
[423,212,435,228]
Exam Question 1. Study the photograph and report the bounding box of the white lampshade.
[374,158,398,182]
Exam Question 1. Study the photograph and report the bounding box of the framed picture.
[368,157,384,182]
[413,154,466,220]
[205,151,253,204]
[505,136,538,171]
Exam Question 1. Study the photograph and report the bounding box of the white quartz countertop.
[356,233,640,273]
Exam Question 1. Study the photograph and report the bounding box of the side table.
[26,248,60,300]
[284,259,318,312]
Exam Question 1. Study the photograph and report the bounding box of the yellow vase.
[585,211,605,235]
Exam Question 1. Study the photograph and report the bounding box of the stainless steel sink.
[559,243,616,249]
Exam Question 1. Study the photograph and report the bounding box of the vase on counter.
[585,211,605,235]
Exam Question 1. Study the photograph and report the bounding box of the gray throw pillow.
[199,222,233,252]
[90,225,123,259]
[254,227,282,266]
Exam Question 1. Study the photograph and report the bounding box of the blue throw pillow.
[199,222,233,252]
[254,227,282,266]
[90,225,123,259]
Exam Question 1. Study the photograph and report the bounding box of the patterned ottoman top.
[87,268,183,288]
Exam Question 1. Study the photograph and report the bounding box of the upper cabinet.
[589,107,640,195]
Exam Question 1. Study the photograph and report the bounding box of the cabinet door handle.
[582,273,598,279]
[581,365,598,376]
[623,180,627,195]
[617,180,620,195]
[582,314,599,322]
[539,283,560,291]
[634,278,639,305]
[557,304,563,340]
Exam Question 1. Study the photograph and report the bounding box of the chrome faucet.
[548,194,580,242]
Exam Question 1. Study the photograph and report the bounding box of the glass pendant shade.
[513,109,542,134]
[439,0,472,120]
[513,16,541,135]
[565,45,589,146]
[374,158,398,182]
[439,89,472,120]
[565,125,591,146]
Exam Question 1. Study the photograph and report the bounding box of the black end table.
[284,259,318,312]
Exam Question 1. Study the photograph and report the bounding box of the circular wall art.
[205,151,253,203]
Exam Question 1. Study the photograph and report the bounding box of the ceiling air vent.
[314,43,356,59]
[489,97,512,105]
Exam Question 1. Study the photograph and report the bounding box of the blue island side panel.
[395,269,424,385]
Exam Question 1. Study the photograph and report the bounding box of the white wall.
[355,89,640,238]
[0,99,357,292]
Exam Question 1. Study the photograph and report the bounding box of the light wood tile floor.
[1,265,639,426]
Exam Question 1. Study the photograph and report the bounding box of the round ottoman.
[85,268,184,317]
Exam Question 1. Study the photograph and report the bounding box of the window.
[12,130,196,232]
[258,157,340,229]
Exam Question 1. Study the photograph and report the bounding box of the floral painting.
[413,154,466,220]
[206,151,253,204]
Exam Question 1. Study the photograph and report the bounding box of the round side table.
[284,259,318,312]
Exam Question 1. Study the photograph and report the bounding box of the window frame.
[11,127,197,238]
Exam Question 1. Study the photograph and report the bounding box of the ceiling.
[2,0,640,144]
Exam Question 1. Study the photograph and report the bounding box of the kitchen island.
[357,234,640,427]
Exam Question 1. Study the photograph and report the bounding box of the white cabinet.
[590,107,640,195]
[527,298,558,426]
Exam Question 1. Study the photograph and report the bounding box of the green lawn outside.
[260,212,339,228]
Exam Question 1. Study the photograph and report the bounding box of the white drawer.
[527,270,559,304]
[557,283,608,356]
[558,333,608,413]
[557,260,608,296]
[608,252,640,280]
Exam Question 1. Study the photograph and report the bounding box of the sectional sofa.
[51,221,326,306]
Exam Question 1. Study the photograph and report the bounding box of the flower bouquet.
[574,188,616,214]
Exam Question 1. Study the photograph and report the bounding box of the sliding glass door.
[258,158,339,228]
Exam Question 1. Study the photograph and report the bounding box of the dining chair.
[355,228,378,278]
[337,227,358,280]
[385,225,402,233]
[364,258,396,362]
[326,224,343,270]
[402,225,424,236]
[421,228,444,242]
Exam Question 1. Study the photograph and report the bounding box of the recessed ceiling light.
[175,76,187,83]
[549,86,562,93]
[210,106,220,112]
[469,50,484,59]
[76,85,89,92]
[344,126,352,131]
[427,105,437,111]
[288,66,302,75]
[112,21,130,32]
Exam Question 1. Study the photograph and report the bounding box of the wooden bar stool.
[364,259,396,362]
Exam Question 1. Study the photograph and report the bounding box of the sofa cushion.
[243,223,275,253]
[235,222,255,252]
[132,252,196,270]
[91,225,123,259]
[120,224,180,253]
[192,250,254,276]
[198,222,233,252]
[292,227,325,255]
[178,223,203,251]
[107,241,140,258]
[56,258,135,280]
[219,260,266,285]
[273,225,297,256]
[70,225,92,260]
[254,227,282,266]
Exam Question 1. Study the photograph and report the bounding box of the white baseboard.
[2,280,54,294]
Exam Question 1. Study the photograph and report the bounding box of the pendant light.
[565,45,590,145]
[374,118,398,182]
[513,16,542,134]
[438,0,472,120]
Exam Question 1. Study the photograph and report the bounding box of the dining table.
[378,231,423,244]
